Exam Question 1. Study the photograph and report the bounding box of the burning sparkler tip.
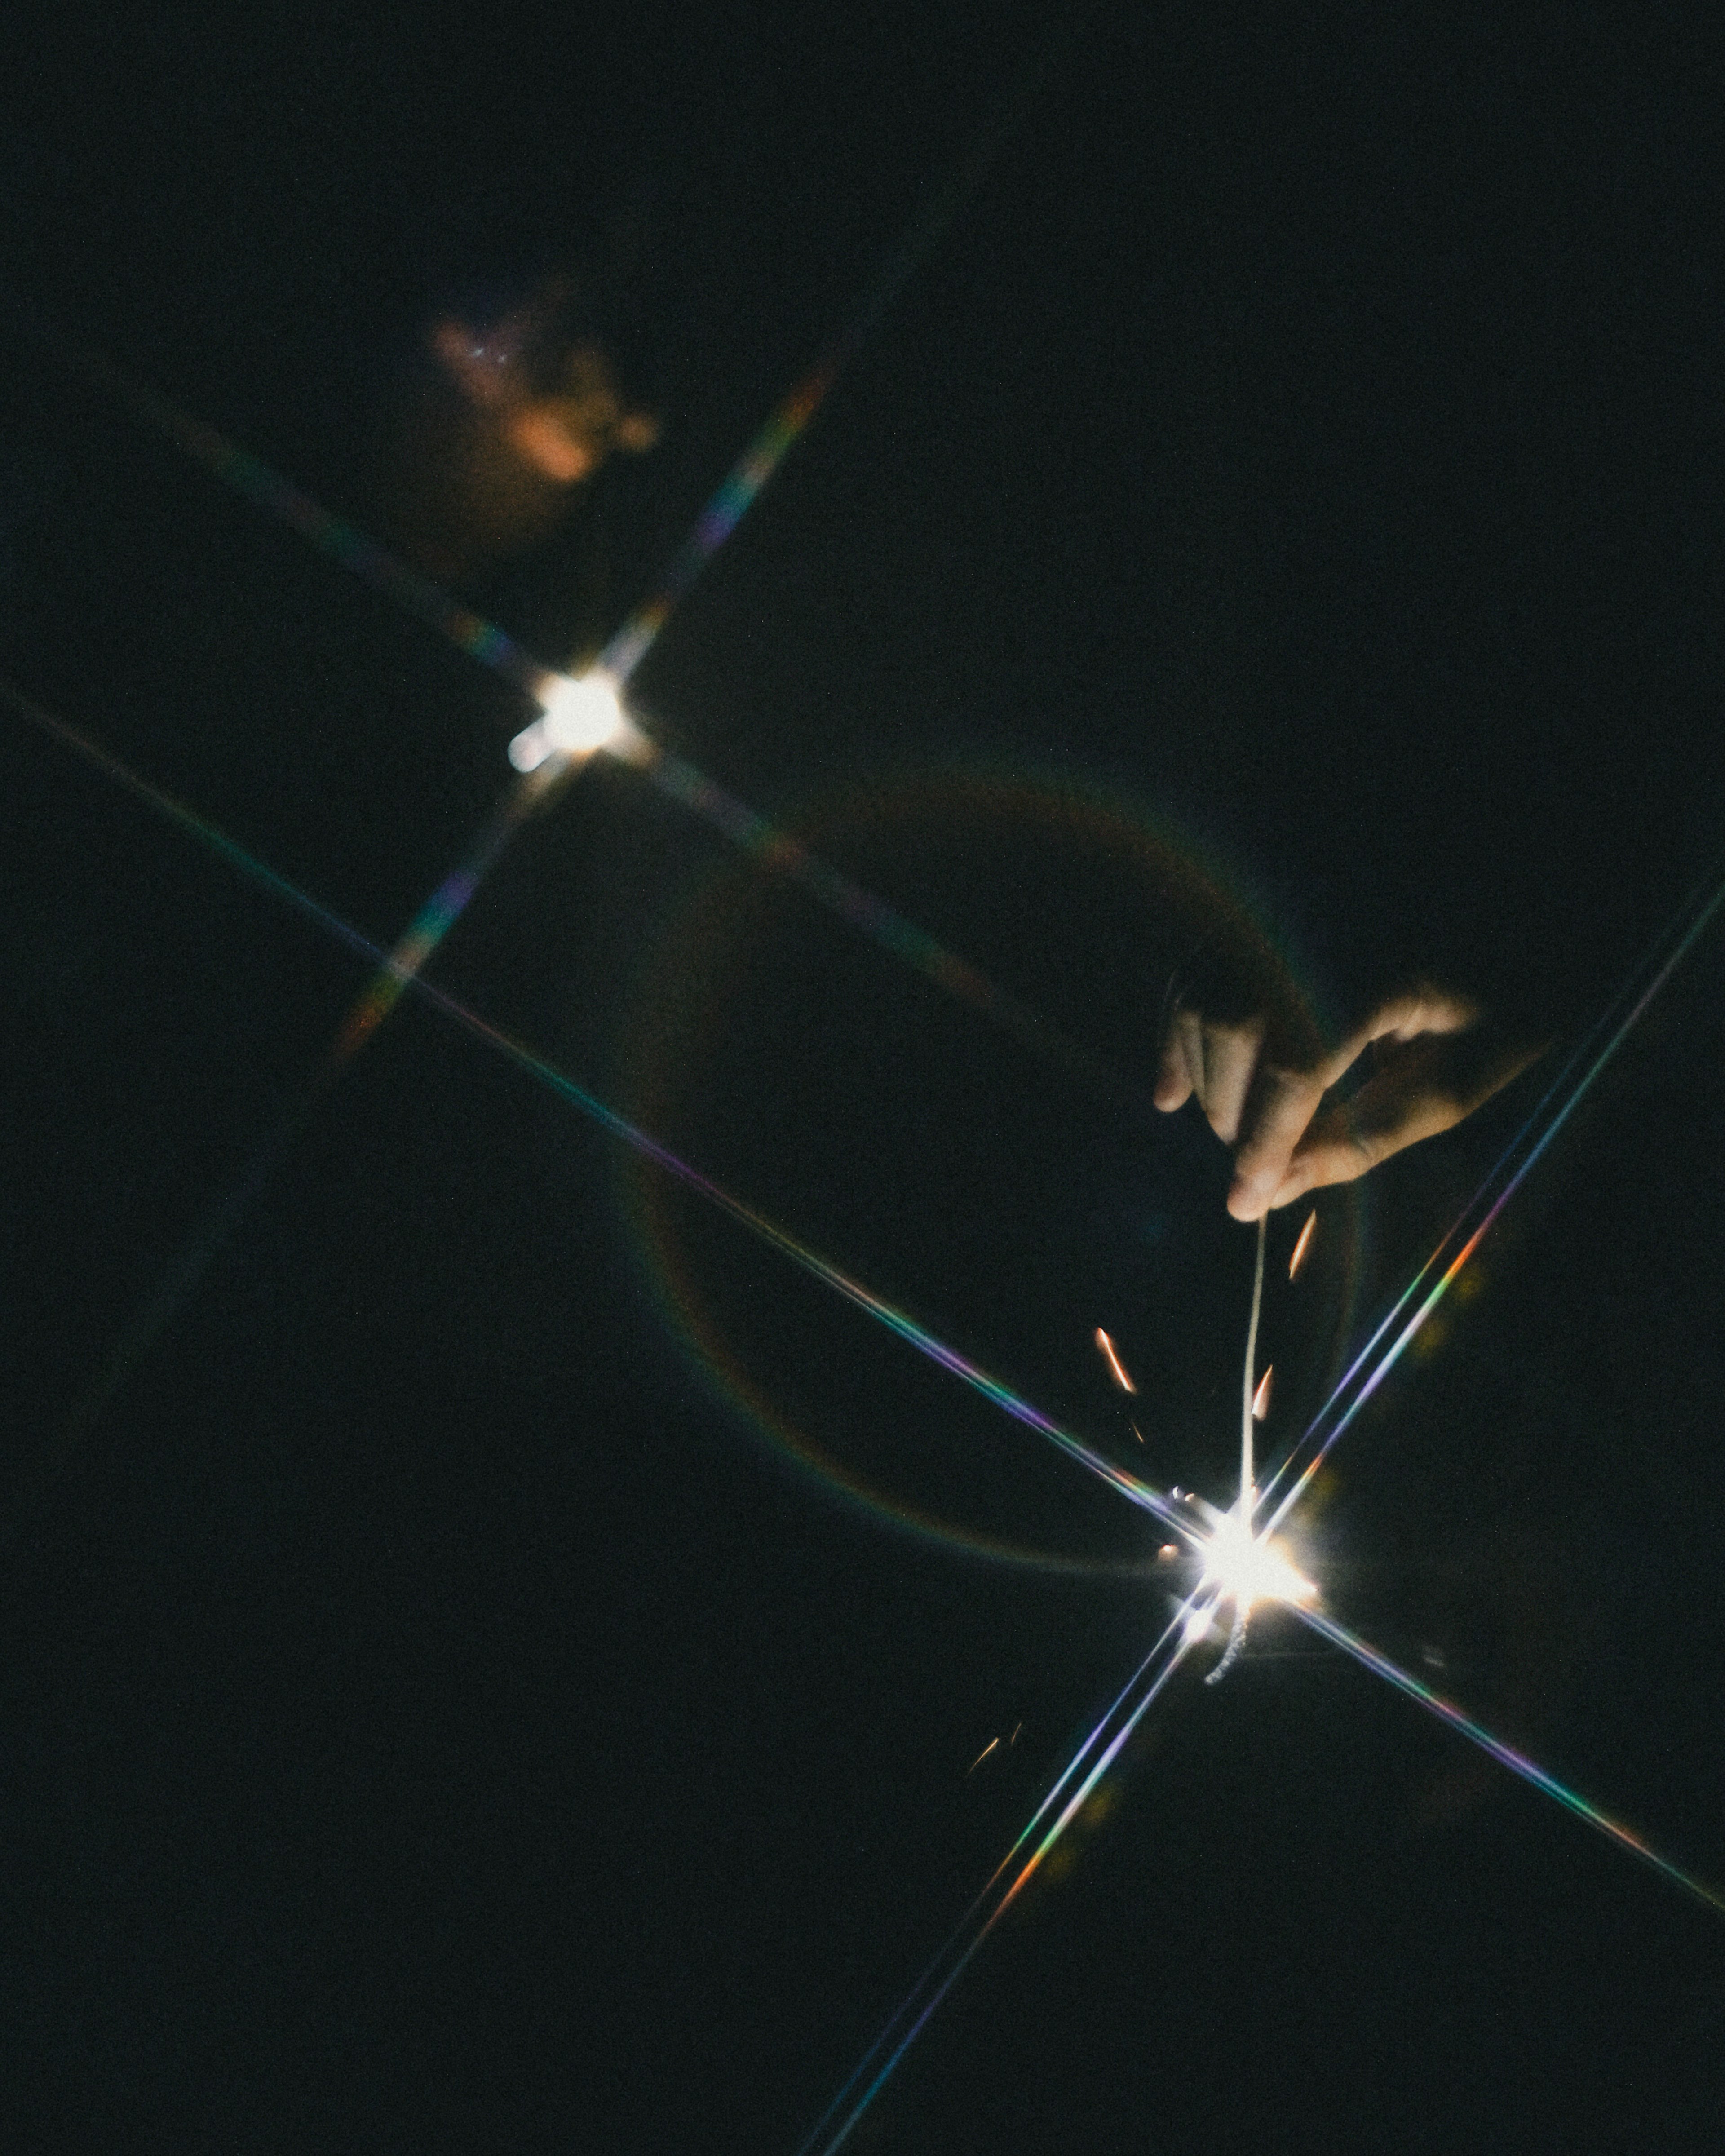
[1197,1508,1317,1614]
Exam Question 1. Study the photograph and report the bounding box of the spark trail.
[1256,851,1725,1541]
[12,676,1722,2153]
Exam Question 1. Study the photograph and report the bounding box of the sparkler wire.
[1205,1210,1266,1686]
[1258,854,1725,1539]
[1241,1210,1266,1507]
[16,674,1722,2154]
[11,48,1715,2124]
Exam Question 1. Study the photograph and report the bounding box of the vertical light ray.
[1297,1604,1725,1918]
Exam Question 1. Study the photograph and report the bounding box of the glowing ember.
[1093,1326,1137,1393]
[1289,1209,1317,1282]
[1252,1365,1274,1421]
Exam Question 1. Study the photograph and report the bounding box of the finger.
[1274,1024,1548,1206]
[1269,1054,1472,1205]
[1314,983,1481,1092]
[1227,1063,1327,1220]
[1155,1030,1190,1112]
[1153,1017,1194,1112]
[1153,1001,1202,1111]
[1198,1017,1265,1146]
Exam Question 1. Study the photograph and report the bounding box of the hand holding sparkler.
[1154,976,1545,1219]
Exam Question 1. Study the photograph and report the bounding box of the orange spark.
[1252,1365,1274,1421]
[1289,1209,1317,1282]
[1093,1326,1137,1393]
[966,1737,1000,1776]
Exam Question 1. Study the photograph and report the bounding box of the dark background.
[2,6,1723,2150]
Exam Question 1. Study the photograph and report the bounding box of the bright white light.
[1197,1509,1316,1615]
[1181,1602,1215,1645]
[508,669,632,771]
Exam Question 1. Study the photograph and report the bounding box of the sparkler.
[9,47,1714,2156]
[12,668,1725,2154]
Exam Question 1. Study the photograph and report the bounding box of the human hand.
[1153,978,1544,1219]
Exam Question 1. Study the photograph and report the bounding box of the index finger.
[1227,1062,1327,1221]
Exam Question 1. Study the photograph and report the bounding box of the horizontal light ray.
[796,1607,1204,2156]
[1297,1604,1725,1919]
[1259,856,1725,1538]
[5,680,1181,1539]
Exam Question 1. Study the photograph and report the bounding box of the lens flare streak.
[1296,1604,1725,1918]
[794,1610,1203,2156]
[13,676,1725,2156]
[4,679,1181,1539]
[1258,856,1725,1540]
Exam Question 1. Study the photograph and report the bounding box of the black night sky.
[3,8,1723,2151]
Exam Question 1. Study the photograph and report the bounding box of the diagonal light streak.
[0,48,1146,1457]
[3,283,1145,1112]
[795,1606,1206,2156]
[13,670,1723,2153]
[0,71,1142,1460]
[1257,855,1725,1540]
[4,677,1175,1537]
[2,40,1038,1023]
[1296,1603,1725,1917]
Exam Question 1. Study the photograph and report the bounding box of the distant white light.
[508,668,633,771]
